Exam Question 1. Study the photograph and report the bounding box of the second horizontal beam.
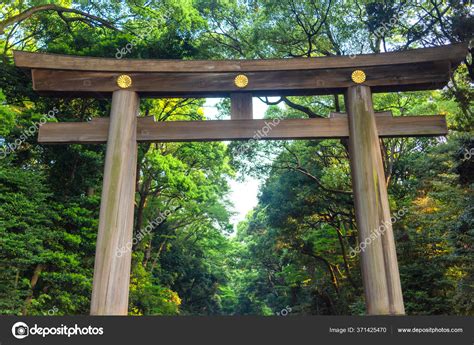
[38,115,447,144]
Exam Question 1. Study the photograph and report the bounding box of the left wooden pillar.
[90,90,139,315]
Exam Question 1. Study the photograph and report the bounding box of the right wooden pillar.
[346,85,405,315]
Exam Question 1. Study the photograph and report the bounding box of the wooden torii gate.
[13,43,467,316]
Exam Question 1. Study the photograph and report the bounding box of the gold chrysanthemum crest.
[351,70,366,84]
[234,74,249,88]
[117,74,132,88]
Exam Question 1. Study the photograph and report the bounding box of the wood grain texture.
[13,43,467,72]
[90,90,139,315]
[231,93,253,119]
[30,61,450,97]
[38,115,447,144]
[347,85,405,315]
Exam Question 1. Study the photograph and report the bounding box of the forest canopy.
[0,0,472,316]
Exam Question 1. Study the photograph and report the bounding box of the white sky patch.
[228,178,260,227]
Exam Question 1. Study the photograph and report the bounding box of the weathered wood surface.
[38,115,447,144]
[90,90,139,315]
[29,61,451,97]
[14,43,467,72]
[347,85,405,315]
[231,93,253,119]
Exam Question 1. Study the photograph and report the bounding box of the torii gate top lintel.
[13,42,468,98]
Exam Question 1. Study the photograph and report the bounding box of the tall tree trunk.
[335,221,358,290]
[135,176,152,234]
[23,264,43,316]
